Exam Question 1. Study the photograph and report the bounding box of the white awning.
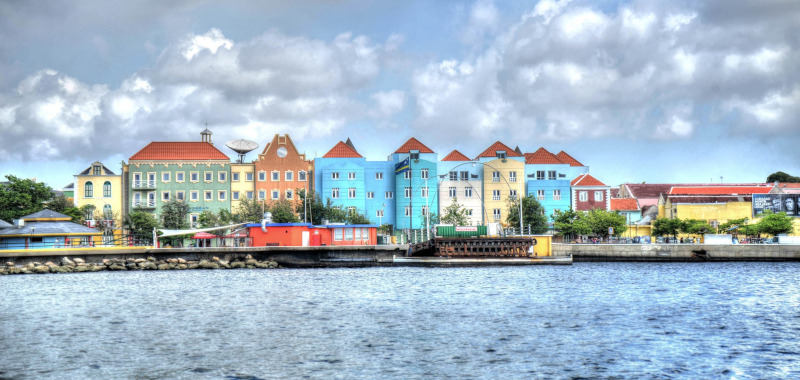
[158,223,248,238]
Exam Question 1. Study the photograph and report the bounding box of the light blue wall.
[364,160,396,226]
[391,152,438,230]
[314,157,367,215]
[526,179,572,221]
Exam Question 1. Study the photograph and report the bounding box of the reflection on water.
[1,263,799,379]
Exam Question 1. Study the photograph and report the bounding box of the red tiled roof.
[555,151,584,167]
[668,186,773,195]
[524,147,563,164]
[441,150,471,161]
[474,141,523,159]
[393,137,434,154]
[623,183,685,199]
[610,188,620,198]
[610,198,639,211]
[129,142,230,161]
[323,141,363,158]
[571,173,607,187]
[776,183,800,188]
[666,195,753,204]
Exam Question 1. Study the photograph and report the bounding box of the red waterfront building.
[246,223,378,246]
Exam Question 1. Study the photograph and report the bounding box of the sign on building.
[752,194,799,217]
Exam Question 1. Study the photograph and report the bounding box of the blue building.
[390,138,438,230]
[524,147,574,221]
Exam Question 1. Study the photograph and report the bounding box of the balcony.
[132,180,156,189]
[132,200,156,208]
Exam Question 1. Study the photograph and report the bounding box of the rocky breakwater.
[0,255,279,275]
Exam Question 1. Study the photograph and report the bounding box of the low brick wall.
[553,243,800,262]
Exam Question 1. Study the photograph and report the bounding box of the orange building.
[252,134,311,208]
[246,223,378,246]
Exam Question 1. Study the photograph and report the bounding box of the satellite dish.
[226,139,259,163]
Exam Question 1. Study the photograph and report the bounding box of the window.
[218,172,227,182]
[348,188,356,198]
[348,172,356,180]
[537,190,545,201]
[492,171,500,183]
[285,171,293,181]
[449,171,458,181]
[271,171,279,181]
[376,210,384,217]
[218,191,226,201]
[509,190,517,199]
[334,228,343,241]
[422,206,429,216]
[421,187,429,198]
[385,191,394,199]
[162,172,170,182]
[232,172,240,181]
[246,191,254,200]
[492,190,501,201]
[553,189,561,201]
[147,173,155,186]
[346,206,356,214]
[204,172,213,182]
[272,190,279,200]
[404,206,411,216]
[332,188,340,199]
[465,188,473,198]
[299,171,307,181]
[176,172,185,182]
[162,191,170,201]
[246,172,254,181]
[190,172,199,182]
[404,170,411,180]
[579,191,588,202]
[493,209,501,220]
[286,189,293,199]
[344,227,354,241]
[232,192,240,201]
[410,152,420,160]
[460,171,469,181]
[405,187,412,198]
[258,190,266,200]
[496,151,507,159]
[93,165,101,175]
[331,172,340,180]
[595,191,604,201]
[509,172,517,182]
[191,214,198,228]
[258,171,266,181]
[103,181,111,197]
[367,192,374,199]
[465,209,473,216]
[204,191,213,201]
[176,191,185,201]
[537,171,545,180]
[548,171,557,180]
[375,172,383,180]
[85,181,93,197]
[190,191,199,201]
[449,187,457,197]
[421,168,429,179]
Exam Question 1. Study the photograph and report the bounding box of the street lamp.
[447,160,523,236]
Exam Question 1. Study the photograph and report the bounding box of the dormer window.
[93,165,101,175]
[410,150,420,160]
[496,151,507,159]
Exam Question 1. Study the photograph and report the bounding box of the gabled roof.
[525,147,563,164]
[668,186,773,195]
[22,209,71,221]
[393,137,434,154]
[0,219,12,229]
[555,151,584,167]
[610,198,639,211]
[666,195,753,204]
[130,142,229,161]
[571,173,607,187]
[441,150,471,161]
[78,161,116,175]
[610,188,620,198]
[323,141,363,158]
[623,183,685,199]
[474,141,523,159]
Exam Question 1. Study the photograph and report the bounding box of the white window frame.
[405,187,412,198]
[537,190,545,201]
[258,171,266,181]
[218,190,227,201]
[548,171,557,180]
[299,171,307,181]
[579,191,588,202]
[285,171,293,181]
[492,171,500,183]
[348,172,356,180]
[595,191,603,201]
[176,191,185,201]
[449,172,458,181]
[421,187,429,198]
[367,192,374,199]
[493,209,501,220]
[537,171,545,180]
[272,190,280,200]
[246,172,254,181]
[421,168,429,180]
[204,190,213,201]
[332,188,340,199]
[404,206,411,217]
[348,188,356,198]
[331,172,340,180]
[385,191,393,199]
[204,171,213,182]
[232,172,240,182]
[258,190,266,200]
[162,172,170,183]
[553,189,561,201]
[190,171,199,183]
[162,191,170,201]
[218,172,227,182]
[376,210,384,217]
[465,188,473,198]
[246,191,254,200]
[375,172,383,180]
[492,190,501,201]
[404,170,411,180]
[190,190,199,201]
[271,171,280,181]
[509,171,517,183]
[286,189,293,199]
[449,187,457,197]
[176,172,185,182]
[232,191,240,201]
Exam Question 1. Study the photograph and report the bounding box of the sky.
[1,0,799,189]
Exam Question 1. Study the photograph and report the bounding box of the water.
[2,263,799,379]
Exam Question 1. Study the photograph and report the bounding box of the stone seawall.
[553,243,800,262]
[1,254,279,275]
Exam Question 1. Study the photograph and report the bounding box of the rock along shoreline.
[0,254,279,275]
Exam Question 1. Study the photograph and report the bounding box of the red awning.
[191,232,218,239]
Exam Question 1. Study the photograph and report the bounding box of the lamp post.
[450,160,523,235]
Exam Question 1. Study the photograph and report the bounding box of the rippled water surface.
[2,263,800,379]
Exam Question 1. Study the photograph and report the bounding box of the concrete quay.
[553,243,800,262]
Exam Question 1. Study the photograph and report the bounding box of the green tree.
[198,210,220,228]
[216,208,235,225]
[584,209,628,238]
[236,198,267,223]
[680,219,715,236]
[506,196,548,234]
[125,209,158,236]
[440,198,469,226]
[653,218,682,239]
[295,189,330,225]
[553,208,591,237]
[346,209,372,225]
[0,175,53,221]
[757,210,794,236]
[269,199,300,223]
[718,217,749,234]
[48,194,71,213]
[766,171,800,183]
[161,199,189,229]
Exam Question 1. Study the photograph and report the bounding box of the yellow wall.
[230,163,255,211]
[482,158,525,225]
[623,224,652,238]
[531,234,552,256]
[75,170,122,220]
[674,201,751,226]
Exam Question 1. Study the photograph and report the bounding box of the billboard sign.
[753,194,799,217]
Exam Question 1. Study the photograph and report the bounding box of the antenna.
[225,139,259,163]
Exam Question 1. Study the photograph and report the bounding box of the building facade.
[74,161,123,225]
[437,150,483,225]
[571,174,611,211]
[252,134,311,209]
[390,138,438,230]
[524,148,572,221]
[476,142,525,226]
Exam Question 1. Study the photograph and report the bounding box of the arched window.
[103,204,112,220]
[103,181,112,197]
[85,181,93,197]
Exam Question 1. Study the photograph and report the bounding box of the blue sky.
[1,0,799,189]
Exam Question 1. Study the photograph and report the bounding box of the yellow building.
[74,161,123,225]
[230,162,255,212]
[476,142,525,226]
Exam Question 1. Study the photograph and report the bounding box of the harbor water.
[2,262,799,379]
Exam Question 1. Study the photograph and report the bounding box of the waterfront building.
[554,151,590,180]
[252,134,311,212]
[314,140,396,226]
[437,150,482,225]
[74,161,123,226]
[571,173,611,211]
[610,198,642,224]
[0,209,102,250]
[476,142,525,226]
[658,185,773,225]
[524,148,573,221]
[123,130,231,228]
[229,162,255,214]
[245,222,378,246]
[390,138,438,230]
